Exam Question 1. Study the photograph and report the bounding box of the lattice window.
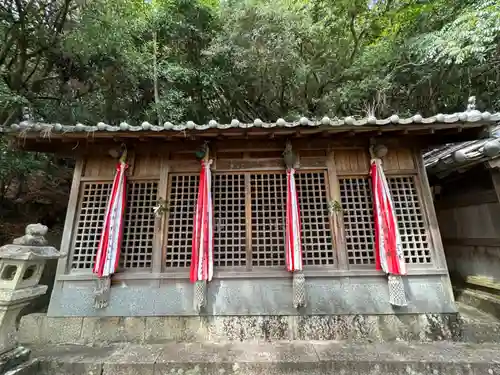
[71,181,158,270]
[389,177,431,264]
[165,170,334,270]
[251,173,287,267]
[296,172,335,265]
[72,183,112,269]
[339,176,432,267]
[165,174,198,268]
[120,181,158,269]
[213,174,246,268]
[339,178,375,266]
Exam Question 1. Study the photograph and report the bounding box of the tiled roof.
[3,111,500,135]
[424,124,500,175]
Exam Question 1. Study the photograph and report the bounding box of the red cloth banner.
[190,159,214,283]
[285,168,303,272]
[370,159,407,276]
[93,161,128,278]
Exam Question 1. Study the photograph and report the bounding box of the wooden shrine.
[4,112,499,317]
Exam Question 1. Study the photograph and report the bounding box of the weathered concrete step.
[4,359,40,375]
[457,302,500,343]
[19,311,500,345]
[33,341,500,375]
[455,287,500,319]
[19,313,466,345]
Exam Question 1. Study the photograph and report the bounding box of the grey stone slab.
[204,316,292,341]
[313,342,401,362]
[293,313,462,341]
[81,317,145,343]
[44,317,83,344]
[21,311,466,345]
[456,287,500,318]
[102,344,163,375]
[153,362,328,375]
[31,342,500,375]
[104,363,154,375]
[49,281,197,316]
[304,276,456,314]
[153,361,500,375]
[33,342,500,375]
[153,341,319,375]
[312,341,500,363]
[39,361,102,375]
[155,342,252,364]
[18,314,46,345]
[325,362,500,375]
[105,344,163,363]
[208,279,296,315]
[48,275,456,317]
[462,321,500,343]
[32,343,120,368]
[144,316,215,342]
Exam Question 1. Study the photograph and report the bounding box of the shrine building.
[4,111,500,335]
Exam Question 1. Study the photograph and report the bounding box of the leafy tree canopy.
[1,0,498,127]
[0,0,499,184]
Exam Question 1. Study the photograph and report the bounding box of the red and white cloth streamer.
[285,168,303,273]
[370,158,408,306]
[285,168,306,308]
[190,159,214,284]
[93,159,128,308]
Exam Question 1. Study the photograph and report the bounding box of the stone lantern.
[0,224,62,372]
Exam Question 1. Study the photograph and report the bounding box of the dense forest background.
[0,0,499,241]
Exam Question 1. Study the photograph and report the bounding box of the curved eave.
[3,111,499,135]
[3,111,499,154]
[425,124,500,178]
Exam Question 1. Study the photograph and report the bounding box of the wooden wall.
[435,165,500,289]
[54,139,448,282]
[43,138,461,317]
[81,144,416,177]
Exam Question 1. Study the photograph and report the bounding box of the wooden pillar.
[488,164,500,203]
[48,158,84,313]
[326,151,347,270]
[414,150,448,271]
[244,173,253,272]
[55,158,84,276]
[154,153,170,283]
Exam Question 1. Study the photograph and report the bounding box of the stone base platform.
[455,287,500,319]
[19,306,500,346]
[19,313,466,345]
[32,341,500,375]
[458,302,500,343]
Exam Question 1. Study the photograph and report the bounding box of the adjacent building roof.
[424,124,500,177]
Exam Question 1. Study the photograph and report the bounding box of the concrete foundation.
[32,341,500,375]
[455,287,500,318]
[19,312,465,345]
[48,274,456,316]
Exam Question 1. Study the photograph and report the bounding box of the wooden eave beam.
[8,120,490,140]
[9,122,490,154]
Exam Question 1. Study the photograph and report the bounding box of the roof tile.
[3,111,499,135]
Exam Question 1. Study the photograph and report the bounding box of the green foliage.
[0,0,499,182]
[0,139,46,182]
[414,0,500,64]
[0,137,51,204]
[1,0,498,127]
